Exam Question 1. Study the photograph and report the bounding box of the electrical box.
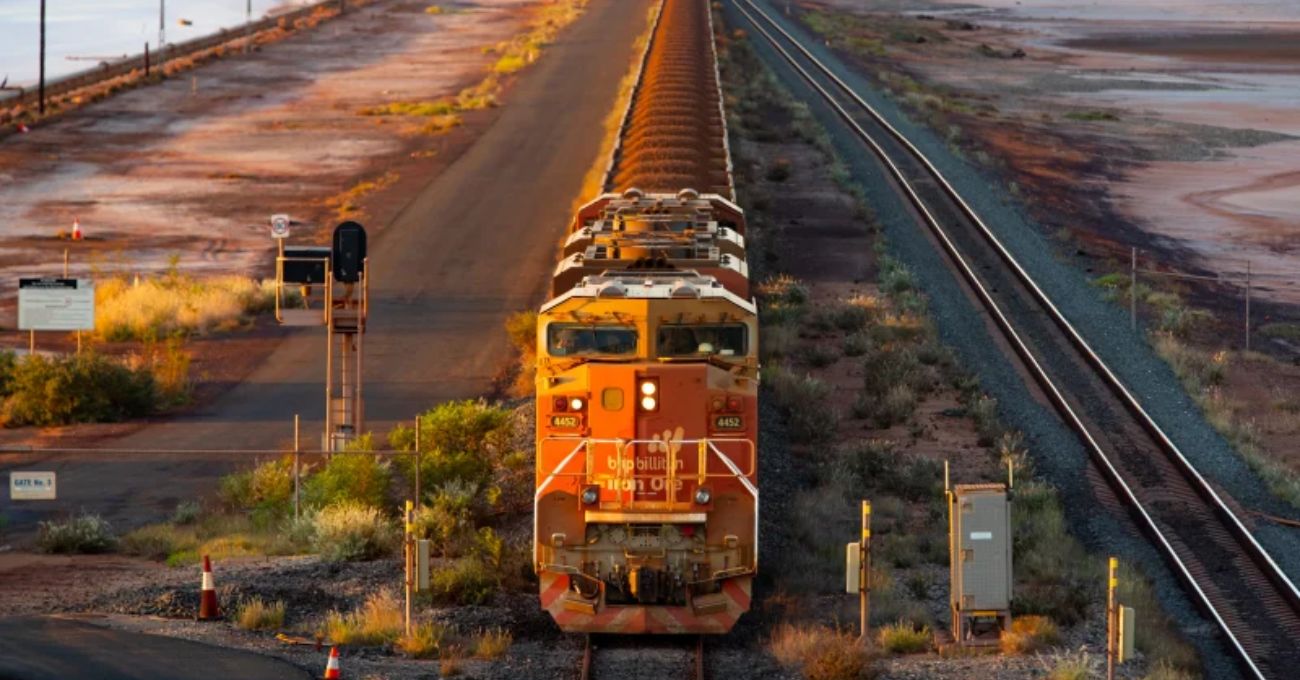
[281,246,330,284]
[949,482,1012,644]
[1119,606,1136,663]
[845,542,861,593]
[416,539,431,591]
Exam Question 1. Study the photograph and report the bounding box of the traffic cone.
[198,554,220,620]
[322,646,341,680]
[71,217,83,241]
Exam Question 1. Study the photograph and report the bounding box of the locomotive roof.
[539,271,756,315]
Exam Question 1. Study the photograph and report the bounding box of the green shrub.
[313,501,396,562]
[219,456,295,523]
[800,343,839,368]
[120,523,194,560]
[414,480,477,556]
[390,400,513,495]
[37,513,116,554]
[3,354,156,426]
[877,621,929,654]
[765,366,838,443]
[766,158,793,182]
[304,453,392,510]
[843,331,871,357]
[429,556,499,605]
[877,533,921,568]
[171,500,202,525]
[872,384,918,427]
[1011,483,1090,624]
[836,440,941,502]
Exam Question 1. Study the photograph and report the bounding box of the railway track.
[731,1,1300,677]
[580,635,705,680]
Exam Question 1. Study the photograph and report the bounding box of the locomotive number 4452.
[713,415,743,430]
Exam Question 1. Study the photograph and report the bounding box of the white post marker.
[270,214,291,240]
[10,471,57,500]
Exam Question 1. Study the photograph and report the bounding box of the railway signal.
[272,220,370,450]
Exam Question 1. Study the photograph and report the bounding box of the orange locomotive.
[534,187,758,635]
[533,0,754,634]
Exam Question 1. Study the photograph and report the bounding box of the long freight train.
[532,0,758,634]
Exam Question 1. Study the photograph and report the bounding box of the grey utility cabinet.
[949,483,1012,644]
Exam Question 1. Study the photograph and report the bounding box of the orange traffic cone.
[323,646,341,680]
[198,554,220,620]
[71,217,83,241]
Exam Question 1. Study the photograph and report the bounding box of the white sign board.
[270,214,291,239]
[18,278,95,331]
[10,471,56,500]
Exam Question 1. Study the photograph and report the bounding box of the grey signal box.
[948,483,1011,644]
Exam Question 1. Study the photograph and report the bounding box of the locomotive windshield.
[547,324,638,357]
[657,324,747,357]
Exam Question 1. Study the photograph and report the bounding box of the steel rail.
[733,1,1300,676]
[579,634,705,680]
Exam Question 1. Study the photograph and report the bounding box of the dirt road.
[0,0,654,536]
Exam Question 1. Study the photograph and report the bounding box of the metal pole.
[404,500,414,636]
[293,414,301,519]
[1107,557,1118,680]
[1130,247,1137,332]
[29,330,35,356]
[414,415,421,506]
[144,42,150,77]
[860,500,871,642]
[159,0,165,50]
[39,0,46,115]
[1245,261,1252,352]
[244,0,252,53]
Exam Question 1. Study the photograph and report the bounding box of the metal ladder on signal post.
[325,272,367,451]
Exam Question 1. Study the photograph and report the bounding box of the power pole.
[1244,261,1252,352]
[1129,247,1138,331]
[38,0,46,115]
[159,0,166,50]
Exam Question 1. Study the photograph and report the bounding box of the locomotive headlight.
[581,485,600,505]
[640,395,657,411]
[694,487,712,505]
[569,397,586,411]
[639,380,657,396]
[638,379,659,411]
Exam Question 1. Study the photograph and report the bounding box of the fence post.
[39,0,46,115]
[1130,247,1138,332]
[414,415,421,507]
[293,413,301,519]
[404,500,414,636]
[144,42,150,77]
[1245,261,1252,352]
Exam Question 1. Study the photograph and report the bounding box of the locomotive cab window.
[657,324,748,357]
[547,324,638,357]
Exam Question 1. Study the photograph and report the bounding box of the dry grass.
[312,501,397,562]
[324,589,404,646]
[325,171,399,220]
[95,274,275,341]
[1000,615,1060,654]
[472,628,513,659]
[769,624,877,680]
[236,597,286,631]
[440,645,466,677]
[397,621,448,659]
